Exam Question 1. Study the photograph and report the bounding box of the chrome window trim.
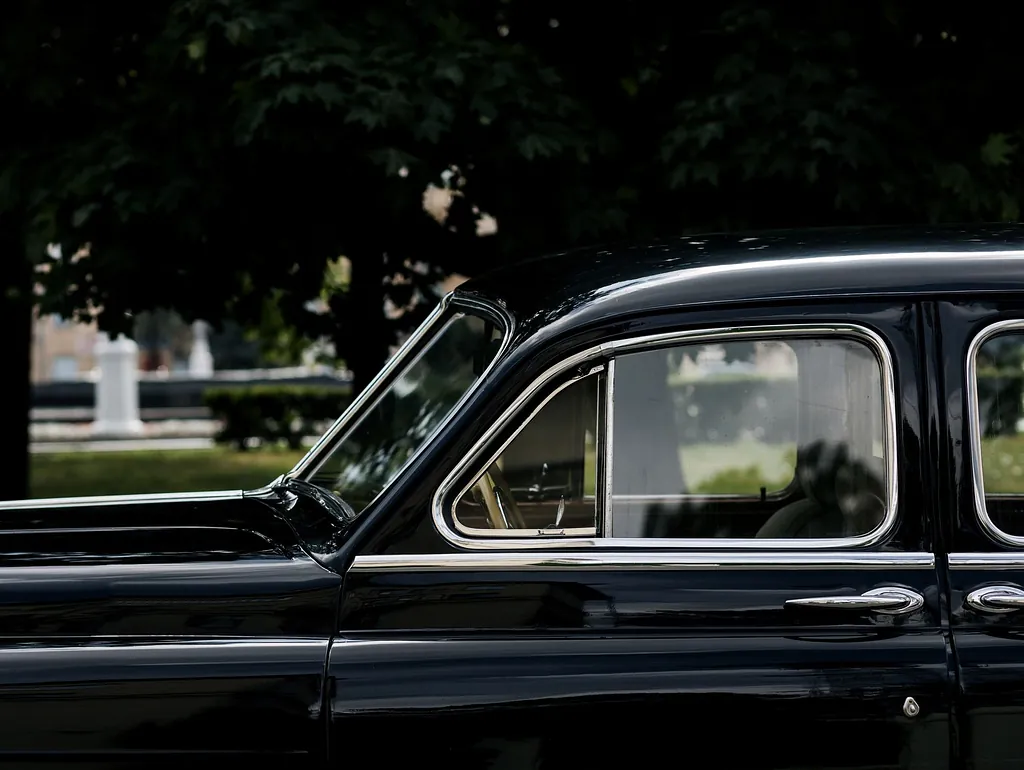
[288,293,515,496]
[350,551,934,573]
[966,318,1024,547]
[601,358,616,537]
[433,322,899,551]
[0,489,243,511]
[451,365,605,538]
[949,552,1024,570]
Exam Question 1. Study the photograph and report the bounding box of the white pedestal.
[91,333,144,437]
[189,320,214,378]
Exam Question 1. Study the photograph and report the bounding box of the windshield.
[306,307,505,511]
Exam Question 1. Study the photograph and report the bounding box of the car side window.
[971,328,1024,539]
[448,329,893,544]
[610,337,888,539]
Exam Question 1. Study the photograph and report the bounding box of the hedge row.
[204,385,351,450]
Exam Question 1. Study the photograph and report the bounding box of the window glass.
[610,337,888,540]
[974,331,1024,535]
[310,310,504,512]
[651,340,798,496]
[453,372,601,536]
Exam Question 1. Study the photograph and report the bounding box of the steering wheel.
[473,462,526,530]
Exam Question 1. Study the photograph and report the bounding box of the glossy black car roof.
[458,225,1024,337]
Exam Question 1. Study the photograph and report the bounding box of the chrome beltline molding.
[949,553,1024,569]
[965,318,1024,548]
[0,489,243,510]
[350,551,935,573]
[432,322,899,551]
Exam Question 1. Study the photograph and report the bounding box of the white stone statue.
[188,320,214,378]
[91,332,144,437]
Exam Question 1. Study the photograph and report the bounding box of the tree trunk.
[336,251,391,396]
[0,218,32,501]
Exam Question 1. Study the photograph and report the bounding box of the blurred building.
[30,313,99,383]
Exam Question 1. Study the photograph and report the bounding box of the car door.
[940,298,1024,770]
[328,300,952,770]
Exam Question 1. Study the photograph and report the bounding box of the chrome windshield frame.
[284,292,514,497]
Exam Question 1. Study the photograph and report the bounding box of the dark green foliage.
[7,1,1024,496]
[204,384,351,450]
[13,1,1024,357]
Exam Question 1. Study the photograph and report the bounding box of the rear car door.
[941,299,1024,770]
[329,301,952,770]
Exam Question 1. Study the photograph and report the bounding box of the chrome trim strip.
[602,358,616,537]
[0,489,242,510]
[350,551,935,572]
[4,639,331,651]
[288,296,451,479]
[966,318,1024,547]
[432,323,899,551]
[949,553,1024,570]
[451,365,604,538]
[289,295,515,505]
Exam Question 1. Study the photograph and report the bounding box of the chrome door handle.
[785,587,924,615]
[965,585,1024,613]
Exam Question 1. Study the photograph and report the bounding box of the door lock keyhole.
[903,696,920,718]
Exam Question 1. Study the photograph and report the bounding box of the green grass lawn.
[30,448,306,499]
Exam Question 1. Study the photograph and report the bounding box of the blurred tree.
[0,0,121,500]
[6,0,1024,500]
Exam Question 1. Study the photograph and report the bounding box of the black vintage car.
[6,225,1024,769]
